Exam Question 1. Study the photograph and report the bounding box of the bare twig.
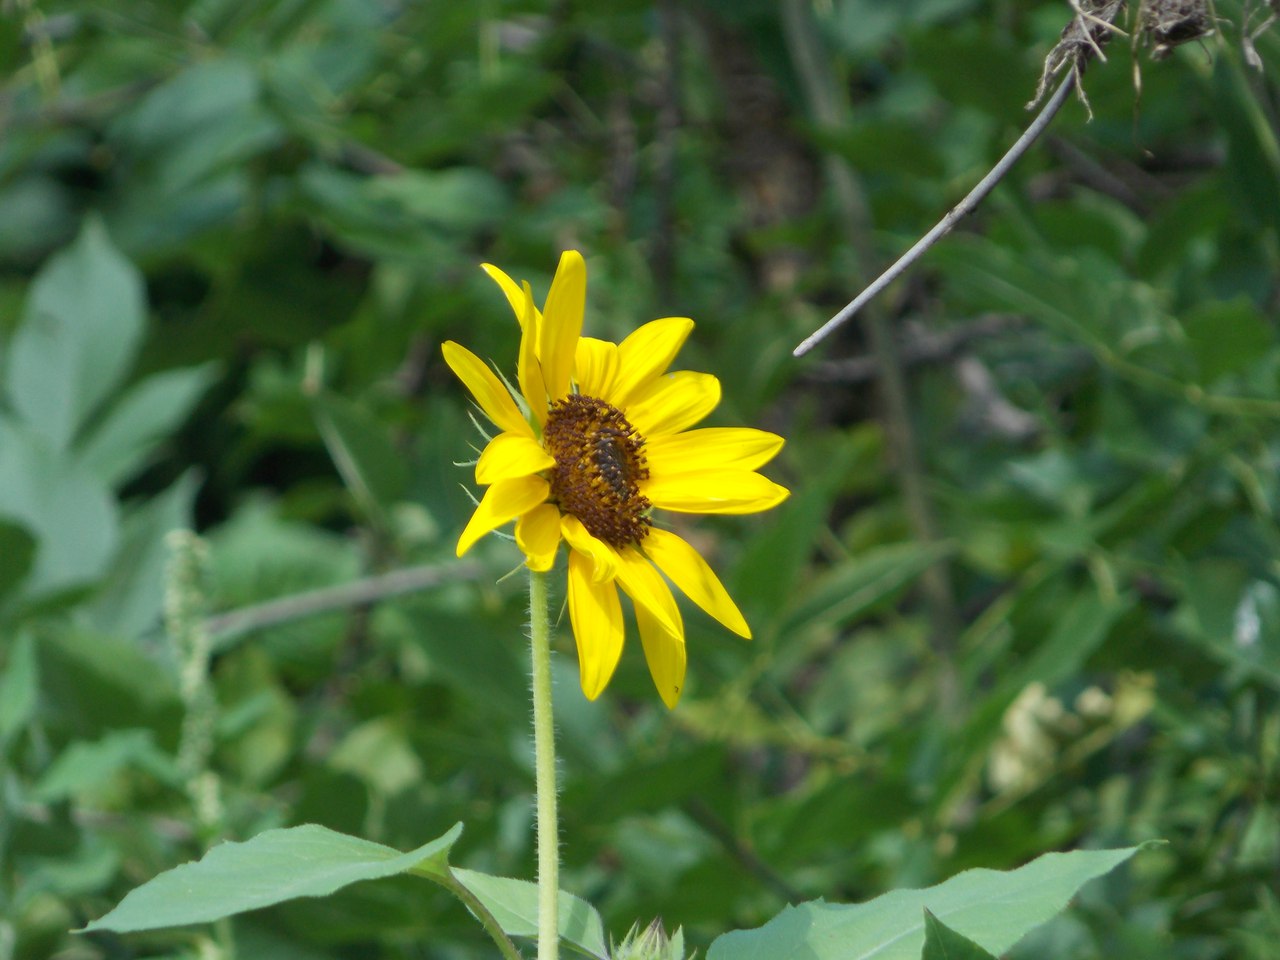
[793,72,1078,358]
[206,561,483,651]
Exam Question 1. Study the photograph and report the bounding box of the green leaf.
[0,632,39,745]
[84,472,199,639]
[34,729,182,802]
[83,823,464,933]
[451,868,609,959]
[1182,297,1271,384]
[0,416,119,599]
[921,910,997,960]
[77,364,219,487]
[706,845,1151,960]
[0,519,36,599]
[5,217,146,450]
[328,718,424,797]
[364,168,511,233]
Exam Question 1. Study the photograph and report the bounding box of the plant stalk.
[528,569,560,960]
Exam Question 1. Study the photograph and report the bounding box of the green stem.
[428,870,524,960]
[528,569,560,960]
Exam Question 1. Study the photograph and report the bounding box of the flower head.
[443,251,787,707]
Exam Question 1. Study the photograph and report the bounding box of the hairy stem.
[528,569,560,960]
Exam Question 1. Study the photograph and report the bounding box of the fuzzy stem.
[528,568,560,960]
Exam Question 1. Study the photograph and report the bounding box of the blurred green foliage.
[1,1,1278,958]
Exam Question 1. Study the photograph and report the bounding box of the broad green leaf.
[0,632,38,745]
[0,519,36,599]
[34,729,182,802]
[0,416,119,599]
[364,168,511,232]
[5,217,145,450]
[105,56,281,253]
[1181,298,1271,384]
[84,472,199,639]
[922,910,997,960]
[21,836,120,898]
[706,845,1149,960]
[84,823,464,933]
[77,364,219,487]
[451,868,608,959]
[328,718,423,797]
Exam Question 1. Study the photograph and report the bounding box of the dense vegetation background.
[2,1,1278,957]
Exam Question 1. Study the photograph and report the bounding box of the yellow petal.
[539,250,586,401]
[642,470,790,514]
[645,428,784,475]
[518,280,547,424]
[624,371,721,438]
[516,503,562,572]
[476,434,555,484]
[613,546,681,638]
[575,337,618,399]
[642,528,750,638]
[480,263,535,328]
[456,475,549,556]
[561,515,619,583]
[568,551,625,700]
[442,341,531,438]
[635,600,687,709]
[610,317,694,406]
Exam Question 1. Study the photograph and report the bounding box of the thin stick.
[205,561,482,650]
[793,71,1079,358]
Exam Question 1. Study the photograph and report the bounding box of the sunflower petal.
[442,342,531,437]
[539,250,586,401]
[518,281,547,423]
[635,601,687,709]
[568,551,625,700]
[613,547,681,637]
[475,434,555,484]
[561,515,619,583]
[625,371,721,437]
[643,470,790,514]
[481,263,538,329]
[456,475,549,556]
[516,503,562,571]
[611,317,694,405]
[643,527,750,638]
[575,337,618,399]
[645,428,784,475]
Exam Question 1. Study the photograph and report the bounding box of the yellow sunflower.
[443,250,788,708]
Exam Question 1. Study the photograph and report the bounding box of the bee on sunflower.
[444,250,787,708]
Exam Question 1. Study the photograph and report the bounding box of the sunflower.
[443,250,788,708]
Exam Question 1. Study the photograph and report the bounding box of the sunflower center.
[543,395,651,547]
